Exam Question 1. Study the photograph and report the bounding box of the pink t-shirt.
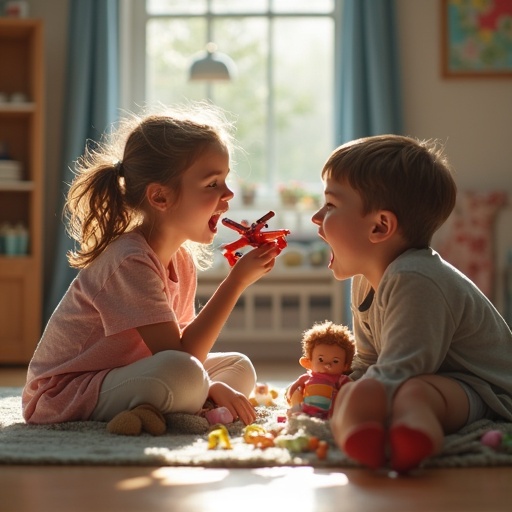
[22,231,197,423]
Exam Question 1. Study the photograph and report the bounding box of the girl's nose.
[224,184,235,200]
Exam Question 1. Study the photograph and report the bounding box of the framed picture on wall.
[441,0,512,77]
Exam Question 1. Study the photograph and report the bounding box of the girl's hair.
[301,321,355,368]
[322,135,457,248]
[65,103,235,268]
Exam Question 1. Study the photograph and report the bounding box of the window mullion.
[267,15,275,190]
[120,0,148,110]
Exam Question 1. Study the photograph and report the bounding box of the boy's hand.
[208,381,257,425]
[286,374,308,403]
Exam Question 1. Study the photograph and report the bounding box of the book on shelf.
[0,160,23,180]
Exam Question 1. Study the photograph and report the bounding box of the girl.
[23,104,280,430]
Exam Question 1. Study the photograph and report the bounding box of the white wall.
[396,0,512,193]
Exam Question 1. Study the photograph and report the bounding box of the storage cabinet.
[196,268,345,360]
[0,19,44,363]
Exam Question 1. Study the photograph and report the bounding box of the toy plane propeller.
[221,211,291,266]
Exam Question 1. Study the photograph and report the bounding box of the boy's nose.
[311,208,323,225]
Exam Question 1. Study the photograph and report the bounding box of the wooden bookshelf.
[0,19,44,363]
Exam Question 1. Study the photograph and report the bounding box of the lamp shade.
[189,43,237,81]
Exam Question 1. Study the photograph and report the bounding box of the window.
[120,0,339,206]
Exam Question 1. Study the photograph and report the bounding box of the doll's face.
[302,343,350,375]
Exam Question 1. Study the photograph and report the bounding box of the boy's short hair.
[322,135,457,248]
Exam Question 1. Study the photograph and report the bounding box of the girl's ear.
[369,210,398,243]
[146,183,169,211]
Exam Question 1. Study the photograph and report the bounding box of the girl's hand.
[227,242,280,289]
[208,381,257,425]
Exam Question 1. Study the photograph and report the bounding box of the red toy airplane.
[221,211,291,266]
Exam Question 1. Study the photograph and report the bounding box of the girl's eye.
[207,181,218,188]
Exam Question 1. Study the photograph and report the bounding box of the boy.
[311,135,512,472]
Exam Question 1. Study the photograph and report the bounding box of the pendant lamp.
[189,42,237,81]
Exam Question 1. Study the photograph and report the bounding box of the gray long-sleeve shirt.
[350,248,512,421]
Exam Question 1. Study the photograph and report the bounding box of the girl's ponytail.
[65,157,135,268]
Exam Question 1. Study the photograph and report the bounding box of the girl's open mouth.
[208,213,221,233]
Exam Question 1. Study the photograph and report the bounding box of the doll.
[286,321,355,419]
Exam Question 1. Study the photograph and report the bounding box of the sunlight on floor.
[117,467,230,490]
[194,467,349,512]
[116,466,349,511]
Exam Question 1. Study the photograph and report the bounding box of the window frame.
[119,0,343,201]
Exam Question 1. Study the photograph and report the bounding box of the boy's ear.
[146,184,169,211]
[369,210,398,243]
[299,356,312,370]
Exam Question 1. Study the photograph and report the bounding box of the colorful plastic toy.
[221,211,290,266]
[207,424,232,450]
[274,431,329,459]
[243,425,275,449]
[204,406,235,425]
[480,429,512,450]
[249,382,279,407]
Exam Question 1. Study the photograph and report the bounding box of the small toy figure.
[243,424,276,449]
[207,424,232,450]
[286,321,355,419]
[249,382,279,407]
[221,210,290,266]
[274,432,329,459]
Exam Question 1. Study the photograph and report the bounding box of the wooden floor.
[2,363,512,512]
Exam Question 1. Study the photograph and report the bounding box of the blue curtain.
[45,0,120,323]
[335,0,403,325]
[336,0,403,143]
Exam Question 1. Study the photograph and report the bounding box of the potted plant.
[239,179,257,206]
[278,181,305,207]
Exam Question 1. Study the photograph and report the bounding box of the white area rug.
[1,387,512,468]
